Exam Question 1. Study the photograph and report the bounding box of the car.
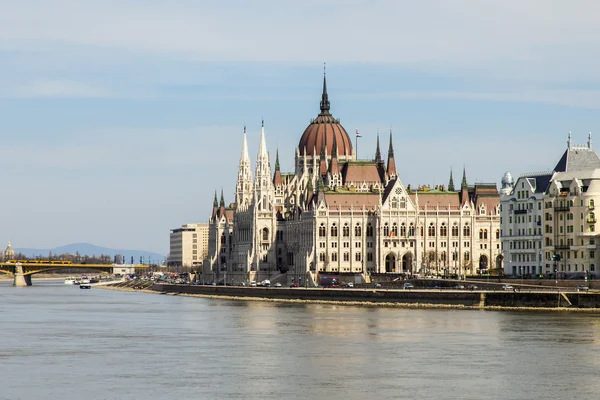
[290,283,299,288]
[374,283,382,288]
[502,284,514,291]
[274,282,282,287]
[342,282,354,288]
[403,282,414,290]
[576,285,589,292]
[454,284,465,290]
[467,284,478,290]
[250,281,257,287]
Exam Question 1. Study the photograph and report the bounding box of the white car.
[250,281,257,287]
[274,282,282,287]
[502,284,514,291]
[403,282,414,290]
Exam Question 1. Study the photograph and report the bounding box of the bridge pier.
[14,264,32,286]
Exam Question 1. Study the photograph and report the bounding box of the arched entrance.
[385,253,396,273]
[402,252,413,272]
[479,254,488,273]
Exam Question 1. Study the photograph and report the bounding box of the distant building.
[4,241,15,261]
[501,133,600,277]
[169,223,209,268]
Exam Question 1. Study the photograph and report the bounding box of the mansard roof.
[554,146,600,172]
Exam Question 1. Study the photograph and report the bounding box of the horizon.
[2,1,600,254]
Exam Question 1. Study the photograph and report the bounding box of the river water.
[1,280,600,400]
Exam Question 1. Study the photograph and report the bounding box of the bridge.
[0,261,146,286]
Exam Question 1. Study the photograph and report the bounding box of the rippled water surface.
[1,280,600,400]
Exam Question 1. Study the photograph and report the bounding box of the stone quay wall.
[149,284,600,309]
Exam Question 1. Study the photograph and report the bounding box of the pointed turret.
[448,169,455,191]
[236,125,253,209]
[220,189,225,207]
[329,135,340,176]
[386,129,397,179]
[212,190,219,217]
[319,64,330,115]
[375,131,382,163]
[273,148,283,186]
[460,166,469,205]
[254,120,274,212]
[319,135,328,176]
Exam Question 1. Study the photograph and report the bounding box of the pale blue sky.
[2,0,600,255]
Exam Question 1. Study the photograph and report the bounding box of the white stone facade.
[207,77,501,284]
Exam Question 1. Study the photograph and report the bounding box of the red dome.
[298,114,353,157]
[297,74,353,157]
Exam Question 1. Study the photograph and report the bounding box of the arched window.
[463,224,470,236]
[319,252,326,262]
[479,229,484,240]
[366,223,373,237]
[428,223,436,237]
[484,229,488,239]
[331,224,338,237]
[496,229,500,239]
[409,223,415,237]
[343,223,350,237]
[440,224,447,236]
[391,197,398,208]
[441,252,447,262]
[354,223,362,237]
[383,223,390,237]
[262,228,269,241]
[452,224,459,237]
[319,224,326,237]
[332,252,338,262]
[220,233,226,245]
[343,252,349,262]
[591,199,595,209]
[355,252,362,261]
[392,223,398,237]
[400,223,406,237]
[464,251,470,261]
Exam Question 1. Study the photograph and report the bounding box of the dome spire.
[320,62,330,115]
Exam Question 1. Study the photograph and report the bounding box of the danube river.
[1,281,600,400]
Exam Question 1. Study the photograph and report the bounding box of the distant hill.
[14,243,166,264]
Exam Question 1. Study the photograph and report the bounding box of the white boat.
[79,278,91,289]
[64,277,76,285]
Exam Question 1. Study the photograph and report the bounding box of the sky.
[2,0,600,255]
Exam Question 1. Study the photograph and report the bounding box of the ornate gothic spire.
[386,129,397,179]
[213,191,218,208]
[319,63,330,115]
[448,169,455,191]
[219,189,225,207]
[375,131,382,163]
[461,166,468,189]
[274,148,280,172]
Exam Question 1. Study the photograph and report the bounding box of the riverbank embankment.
[130,283,600,311]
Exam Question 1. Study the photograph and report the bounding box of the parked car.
[467,284,478,290]
[502,284,514,291]
[374,283,382,288]
[250,281,257,287]
[454,284,465,290]
[290,283,299,288]
[403,282,414,290]
[576,285,589,292]
[343,282,354,288]
[274,282,282,287]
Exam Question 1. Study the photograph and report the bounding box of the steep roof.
[343,161,384,185]
[323,193,379,210]
[554,147,600,172]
